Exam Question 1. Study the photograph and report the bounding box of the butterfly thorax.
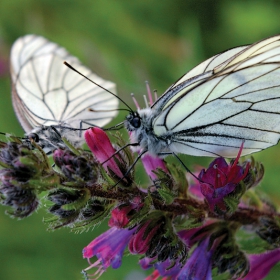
[125,108,170,156]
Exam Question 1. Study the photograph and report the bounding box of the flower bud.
[257,217,280,247]
[129,214,187,264]
[53,149,97,182]
[0,139,60,217]
[0,169,39,217]
[108,200,143,228]
[85,128,133,186]
[241,157,264,190]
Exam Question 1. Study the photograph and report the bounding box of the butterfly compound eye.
[131,116,141,128]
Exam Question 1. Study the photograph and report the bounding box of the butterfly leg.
[158,152,201,181]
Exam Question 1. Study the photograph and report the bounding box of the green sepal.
[72,203,114,233]
[157,187,176,204]
[167,163,188,198]
[242,157,264,189]
[152,168,177,204]
[5,134,23,143]
[61,188,91,211]
[241,189,263,208]
[18,156,45,175]
[113,132,134,167]
[30,141,52,170]
[125,195,153,229]
[0,160,11,168]
[99,166,116,190]
[236,227,273,254]
[27,173,61,191]
[223,196,240,213]
[61,137,81,155]
[174,216,204,230]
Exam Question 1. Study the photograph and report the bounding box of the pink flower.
[141,153,168,180]
[129,220,161,254]
[108,199,143,228]
[85,127,124,178]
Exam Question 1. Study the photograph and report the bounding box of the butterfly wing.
[152,45,248,111]
[152,35,280,157]
[10,35,118,133]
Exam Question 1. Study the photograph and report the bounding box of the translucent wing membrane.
[152,35,280,157]
[10,35,118,137]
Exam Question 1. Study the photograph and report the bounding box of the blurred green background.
[1,0,280,279]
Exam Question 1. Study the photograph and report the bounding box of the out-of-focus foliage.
[1,0,280,279]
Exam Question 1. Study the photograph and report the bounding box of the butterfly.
[124,35,280,158]
[10,34,118,149]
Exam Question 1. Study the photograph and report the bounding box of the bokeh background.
[1,0,280,279]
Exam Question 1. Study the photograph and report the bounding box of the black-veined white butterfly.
[10,34,118,149]
[125,35,280,158]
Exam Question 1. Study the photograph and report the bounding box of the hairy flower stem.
[86,182,278,227]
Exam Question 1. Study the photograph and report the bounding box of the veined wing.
[153,35,280,157]
[10,35,118,133]
[152,45,247,111]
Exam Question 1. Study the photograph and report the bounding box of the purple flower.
[241,249,280,280]
[199,143,249,211]
[141,254,183,279]
[176,237,213,280]
[140,226,206,279]
[83,227,136,278]
[142,237,213,280]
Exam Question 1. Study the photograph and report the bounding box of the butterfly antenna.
[101,142,139,164]
[0,131,35,141]
[88,107,131,113]
[171,152,203,182]
[158,151,202,182]
[103,122,124,131]
[64,61,134,113]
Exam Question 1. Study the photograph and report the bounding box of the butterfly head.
[125,111,142,131]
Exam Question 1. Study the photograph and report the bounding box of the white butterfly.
[10,34,118,148]
[125,35,280,158]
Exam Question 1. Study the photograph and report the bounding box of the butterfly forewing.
[170,46,247,88]
[214,35,280,74]
[151,46,248,113]
[10,35,118,136]
[152,35,280,157]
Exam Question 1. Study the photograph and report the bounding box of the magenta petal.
[155,259,182,277]
[84,128,123,178]
[141,153,168,180]
[83,227,135,270]
[139,257,156,270]
[241,249,280,280]
[200,183,215,197]
[200,157,228,186]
